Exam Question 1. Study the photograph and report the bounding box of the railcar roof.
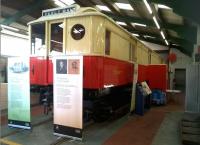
[28,7,101,24]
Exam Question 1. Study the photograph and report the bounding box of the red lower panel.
[30,56,134,89]
[83,56,104,88]
[147,65,167,91]
[138,65,147,82]
[30,56,48,86]
[83,56,134,89]
[47,57,53,84]
[103,57,133,87]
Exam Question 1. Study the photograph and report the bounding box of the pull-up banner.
[8,57,31,129]
[53,55,83,140]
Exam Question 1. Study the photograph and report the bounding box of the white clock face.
[71,24,85,40]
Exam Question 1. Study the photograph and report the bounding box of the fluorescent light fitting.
[96,5,111,12]
[1,24,19,31]
[116,21,127,26]
[160,31,165,39]
[144,35,155,39]
[1,29,28,39]
[172,43,179,46]
[165,39,169,45]
[115,3,134,10]
[153,16,160,29]
[132,33,139,37]
[132,23,146,27]
[54,0,66,7]
[158,4,171,10]
[143,0,152,14]
[60,0,75,5]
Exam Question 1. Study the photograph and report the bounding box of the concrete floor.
[0,93,184,145]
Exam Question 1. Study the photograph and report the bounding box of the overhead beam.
[126,26,194,56]
[154,50,169,53]
[74,0,87,7]
[147,0,200,24]
[101,0,135,29]
[0,0,46,25]
[104,12,197,44]
[138,36,165,46]
[74,0,95,7]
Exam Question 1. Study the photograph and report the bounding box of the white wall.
[169,48,193,89]
[0,30,29,56]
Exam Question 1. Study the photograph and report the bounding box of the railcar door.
[30,22,47,85]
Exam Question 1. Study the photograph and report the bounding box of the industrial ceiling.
[1,0,200,56]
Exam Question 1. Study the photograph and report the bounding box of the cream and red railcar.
[29,5,164,120]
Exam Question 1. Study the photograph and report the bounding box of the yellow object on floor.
[0,138,22,145]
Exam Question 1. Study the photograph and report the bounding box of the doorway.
[174,68,186,92]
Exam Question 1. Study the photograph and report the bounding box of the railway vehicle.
[29,5,165,121]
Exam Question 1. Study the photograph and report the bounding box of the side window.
[31,23,45,55]
[131,43,137,61]
[50,22,63,53]
[129,43,133,61]
[105,30,111,55]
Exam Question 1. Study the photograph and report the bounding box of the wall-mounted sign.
[71,24,85,40]
[53,55,83,140]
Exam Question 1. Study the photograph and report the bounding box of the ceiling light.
[1,29,28,39]
[53,0,66,7]
[158,4,171,10]
[116,21,127,26]
[165,40,169,45]
[96,5,111,12]
[60,0,75,5]
[143,0,152,14]
[153,16,160,29]
[1,24,19,31]
[144,35,155,39]
[132,23,146,27]
[115,3,134,10]
[132,33,139,37]
[160,31,165,39]
[172,43,179,46]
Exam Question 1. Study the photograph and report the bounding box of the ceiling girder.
[0,0,46,25]
[147,0,200,25]
[104,12,197,44]
[101,0,135,29]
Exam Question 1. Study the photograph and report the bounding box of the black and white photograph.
[56,59,67,74]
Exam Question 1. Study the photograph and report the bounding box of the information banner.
[8,57,31,129]
[53,55,83,140]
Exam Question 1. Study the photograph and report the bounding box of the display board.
[7,57,31,129]
[53,55,83,140]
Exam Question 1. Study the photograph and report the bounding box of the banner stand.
[8,120,31,130]
[7,57,31,130]
[53,55,83,140]
[53,133,82,141]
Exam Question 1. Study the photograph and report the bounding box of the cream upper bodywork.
[29,6,164,64]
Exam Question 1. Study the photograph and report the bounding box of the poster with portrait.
[7,57,31,129]
[53,55,83,140]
